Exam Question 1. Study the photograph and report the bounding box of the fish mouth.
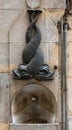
[12,68,33,80]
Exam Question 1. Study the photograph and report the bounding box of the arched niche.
[11,84,57,124]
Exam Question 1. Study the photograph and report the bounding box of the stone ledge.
[10,123,59,130]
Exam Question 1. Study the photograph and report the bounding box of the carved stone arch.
[11,84,57,123]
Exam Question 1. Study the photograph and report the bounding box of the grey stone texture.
[10,123,59,130]
[68,116,72,130]
[0,73,10,122]
[0,10,22,43]
[68,17,72,42]
[0,44,9,72]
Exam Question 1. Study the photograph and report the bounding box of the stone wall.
[0,0,71,130]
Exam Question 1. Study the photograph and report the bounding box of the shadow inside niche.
[11,84,57,124]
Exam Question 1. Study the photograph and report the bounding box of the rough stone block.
[10,124,59,130]
[0,73,10,122]
[0,123,9,130]
[0,44,9,72]
[0,0,65,9]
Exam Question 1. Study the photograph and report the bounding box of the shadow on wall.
[11,84,57,124]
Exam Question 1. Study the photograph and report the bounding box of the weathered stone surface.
[0,0,65,9]
[0,0,26,9]
[68,116,72,130]
[41,0,65,9]
[0,44,9,72]
[0,10,22,43]
[26,0,41,9]
[67,16,72,128]
[9,10,29,43]
[10,43,25,71]
[42,74,61,123]
[68,17,72,42]
[0,123,9,130]
[47,43,59,68]
[10,124,58,130]
[0,73,10,122]
[68,42,72,78]
[68,78,72,115]
[67,17,72,129]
